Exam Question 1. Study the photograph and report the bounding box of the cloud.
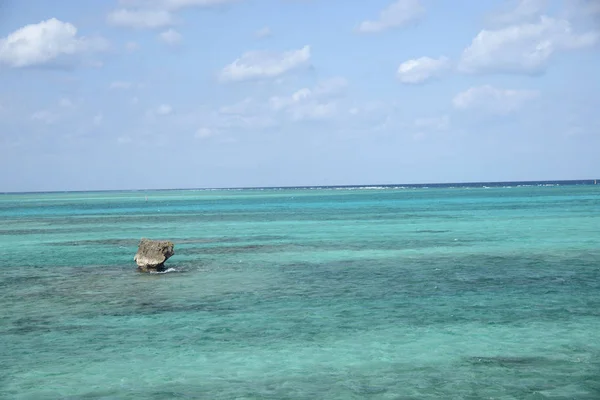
[562,0,600,29]
[218,98,255,115]
[93,113,104,125]
[107,9,175,29]
[489,0,547,26]
[59,98,74,108]
[268,77,347,121]
[459,16,598,75]
[125,41,140,51]
[108,0,239,30]
[397,56,450,84]
[118,0,238,11]
[31,110,59,124]
[158,29,182,45]
[166,0,238,9]
[195,127,215,138]
[165,0,238,9]
[0,18,108,68]
[255,26,272,39]
[110,81,145,91]
[215,99,278,129]
[315,77,349,96]
[271,94,339,121]
[145,103,173,117]
[110,81,134,89]
[565,0,600,19]
[117,136,132,144]
[30,98,82,126]
[156,104,173,115]
[269,77,347,110]
[178,86,345,134]
[219,45,311,82]
[357,0,424,33]
[452,85,539,114]
[414,115,450,130]
[288,103,338,121]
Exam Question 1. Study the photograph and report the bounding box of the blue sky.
[0,0,599,191]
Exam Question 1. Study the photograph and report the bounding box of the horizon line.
[1,178,597,195]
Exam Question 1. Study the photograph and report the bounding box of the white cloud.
[108,0,238,30]
[255,26,272,39]
[269,77,347,121]
[271,95,339,121]
[164,0,238,9]
[289,102,338,121]
[110,81,134,89]
[175,99,278,134]
[59,98,74,108]
[489,0,546,26]
[170,78,350,135]
[117,136,132,144]
[453,85,539,114]
[219,45,311,82]
[357,0,424,33]
[222,113,277,130]
[269,89,310,111]
[195,127,215,138]
[87,60,104,68]
[93,113,104,125]
[339,100,402,134]
[159,29,182,45]
[397,56,450,84]
[31,110,59,124]
[156,104,173,115]
[215,99,277,129]
[218,97,255,115]
[145,103,173,117]
[459,16,598,74]
[564,0,600,20]
[107,9,174,29]
[414,115,450,130]
[270,77,347,110]
[0,18,108,68]
[126,41,140,51]
[118,0,238,11]
[313,77,349,97]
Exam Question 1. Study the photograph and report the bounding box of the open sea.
[1,181,600,399]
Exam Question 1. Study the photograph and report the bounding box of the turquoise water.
[1,184,600,399]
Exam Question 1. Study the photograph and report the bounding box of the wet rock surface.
[134,238,174,272]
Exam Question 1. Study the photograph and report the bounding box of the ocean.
[1,181,599,399]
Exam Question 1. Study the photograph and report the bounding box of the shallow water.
[1,184,600,399]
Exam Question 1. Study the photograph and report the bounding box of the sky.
[0,0,599,192]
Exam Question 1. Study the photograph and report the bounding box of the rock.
[134,238,175,272]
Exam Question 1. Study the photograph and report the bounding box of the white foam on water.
[149,267,178,274]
